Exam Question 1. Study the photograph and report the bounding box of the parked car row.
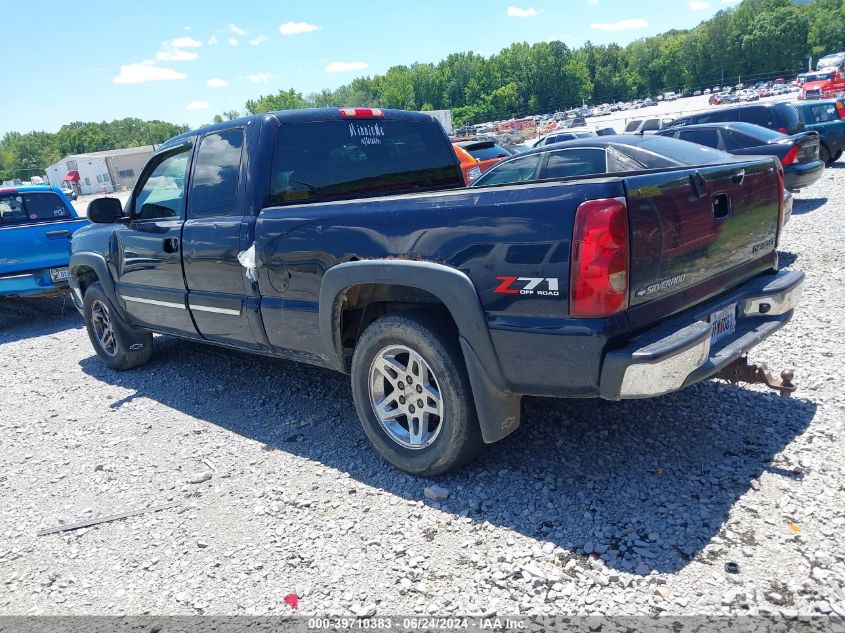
[474,99,837,197]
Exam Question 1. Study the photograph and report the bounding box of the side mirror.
[87,197,124,223]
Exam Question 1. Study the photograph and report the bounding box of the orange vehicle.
[452,139,510,184]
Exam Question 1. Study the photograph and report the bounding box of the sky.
[0,0,741,135]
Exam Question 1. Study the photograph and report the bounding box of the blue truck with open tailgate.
[69,108,803,475]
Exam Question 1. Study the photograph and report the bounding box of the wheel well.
[337,283,458,364]
[74,266,99,296]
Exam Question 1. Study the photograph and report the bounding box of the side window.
[607,147,645,173]
[721,129,753,151]
[641,119,660,132]
[679,129,721,148]
[474,154,542,186]
[543,149,607,179]
[133,149,191,221]
[809,104,837,123]
[739,107,772,128]
[21,193,72,221]
[624,120,641,132]
[189,129,244,218]
[0,193,71,225]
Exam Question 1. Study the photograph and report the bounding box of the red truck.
[799,70,845,101]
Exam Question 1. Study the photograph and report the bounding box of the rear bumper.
[0,269,69,298]
[783,161,824,191]
[599,269,804,400]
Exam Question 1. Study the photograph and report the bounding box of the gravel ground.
[1,166,843,618]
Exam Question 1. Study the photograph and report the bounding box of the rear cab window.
[0,191,73,226]
[269,119,462,205]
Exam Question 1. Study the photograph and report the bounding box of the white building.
[46,146,155,196]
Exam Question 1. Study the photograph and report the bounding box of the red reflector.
[339,108,384,119]
[570,198,629,318]
[777,127,787,134]
[782,146,798,165]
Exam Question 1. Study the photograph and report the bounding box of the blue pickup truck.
[69,108,803,475]
[1,185,88,298]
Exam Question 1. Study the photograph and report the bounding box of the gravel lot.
[1,165,843,618]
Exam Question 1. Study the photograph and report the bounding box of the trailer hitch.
[716,356,796,397]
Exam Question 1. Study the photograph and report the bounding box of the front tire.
[350,313,483,476]
[83,282,154,371]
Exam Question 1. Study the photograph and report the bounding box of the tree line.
[0,119,188,182]
[3,0,844,181]
[237,0,843,125]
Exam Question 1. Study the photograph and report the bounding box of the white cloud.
[506,6,538,17]
[248,35,268,46]
[246,72,278,83]
[590,18,649,31]
[228,23,247,36]
[169,36,202,48]
[113,61,187,84]
[689,0,709,9]
[325,61,369,73]
[279,21,320,35]
[228,38,238,46]
[207,77,229,88]
[156,49,199,62]
[186,101,209,111]
[208,35,218,45]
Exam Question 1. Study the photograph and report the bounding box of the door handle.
[45,230,72,239]
[163,237,179,254]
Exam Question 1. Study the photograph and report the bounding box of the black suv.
[670,102,803,135]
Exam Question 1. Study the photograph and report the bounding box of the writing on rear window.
[349,122,384,146]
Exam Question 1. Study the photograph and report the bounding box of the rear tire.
[833,150,842,163]
[83,282,154,371]
[820,143,832,165]
[350,313,483,476]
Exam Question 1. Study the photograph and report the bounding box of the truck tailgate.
[0,218,89,276]
[624,158,780,313]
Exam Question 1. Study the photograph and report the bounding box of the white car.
[531,128,598,148]
[622,117,674,134]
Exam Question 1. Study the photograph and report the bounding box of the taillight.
[466,166,481,184]
[837,101,845,119]
[570,198,629,318]
[777,127,787,134]
[782,146,798,165]
[339,108,384,118]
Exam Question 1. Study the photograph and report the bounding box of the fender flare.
[69,252,127,320]
[319,260,521,443]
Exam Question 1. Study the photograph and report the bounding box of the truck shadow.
[791,197,827,215]
[0,295,82,343]
[79,336,816,576]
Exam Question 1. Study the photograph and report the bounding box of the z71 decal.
[494,276,560,296]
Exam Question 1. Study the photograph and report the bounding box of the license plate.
[709,304,737,345]
[50,268,70,282]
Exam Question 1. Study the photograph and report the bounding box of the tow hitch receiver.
[716,356,796,397]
